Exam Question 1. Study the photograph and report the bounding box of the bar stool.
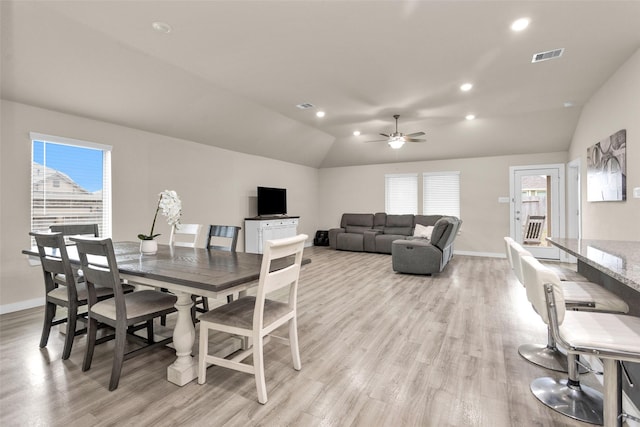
[521,255,640,426]
[508,241,628,374]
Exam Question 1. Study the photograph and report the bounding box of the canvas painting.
[587,129,626,202]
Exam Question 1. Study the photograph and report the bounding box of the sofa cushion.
[430,218,451,245]
[345,225,373,234]
[414,215,442,227]
[413,224,434,239]
[340,213,374,228]
[336,233,365,251]
[373,212,387,229]
[383,214,414,235]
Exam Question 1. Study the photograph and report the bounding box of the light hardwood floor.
[1,247,602,426]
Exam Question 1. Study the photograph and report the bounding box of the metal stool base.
[530,377,603,425]
[518,343,568,372]
[518,343,588,374]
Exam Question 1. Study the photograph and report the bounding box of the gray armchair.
[391,216,461,275]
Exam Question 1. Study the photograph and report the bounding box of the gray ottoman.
[391,239,442,275]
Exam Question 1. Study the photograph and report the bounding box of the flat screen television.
[257,186,287,217]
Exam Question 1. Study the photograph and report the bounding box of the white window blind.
[423,171,460,217]
[385,173,418,214]
[30,132,112,242]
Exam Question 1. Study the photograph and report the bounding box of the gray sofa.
[329,213,461,272]
[391,216,461,275]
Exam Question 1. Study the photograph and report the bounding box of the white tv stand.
[244,216,299,254]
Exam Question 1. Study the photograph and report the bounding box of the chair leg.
[62,306,78,360]
[39,301,57,348]
[602,359,622,427]
[289,317,301,371]
[202,297,209,311]
[530,353,603,424]
[82,317,98,371]
[518,326,569,372]
[146,320,155,344]
[254,335,267,404]
[197,323,208,384]
[109,326,127,391]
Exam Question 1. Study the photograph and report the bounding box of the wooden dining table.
[24,241,307,386]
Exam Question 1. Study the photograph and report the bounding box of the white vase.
[140,239,158,255]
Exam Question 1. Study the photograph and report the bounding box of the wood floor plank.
[0,247,604,426]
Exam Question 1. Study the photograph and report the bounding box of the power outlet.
[634,187,640,198]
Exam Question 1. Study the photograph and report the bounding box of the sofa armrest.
[363,229,382,253]
[328,228,345,249]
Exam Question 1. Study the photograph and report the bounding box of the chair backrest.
[71,237,126,313]
[520,254,566,326]
[253,234,307,330]
[207,225,241,252]
[504,236,515,269]
[523,215,546,243]
[50,224,99,244]
[508,240,533,286]
[31,231,78,301]
[169,223,202,248]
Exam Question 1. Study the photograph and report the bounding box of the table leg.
[166,291,197,386]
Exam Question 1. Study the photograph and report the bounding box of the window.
[385,173,418,214]
[423,171,460,217]
[30,132,112,240]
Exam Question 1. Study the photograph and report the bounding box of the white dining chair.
[198,234,308,404]
[169,223,202,248]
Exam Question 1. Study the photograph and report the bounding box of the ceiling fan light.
[388,138,405,149]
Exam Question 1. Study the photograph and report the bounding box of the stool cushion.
[561,281,629,313]
[561,311,640,357]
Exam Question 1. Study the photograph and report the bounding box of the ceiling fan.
[367,114,426,149]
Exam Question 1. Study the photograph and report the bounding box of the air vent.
[296,103,315,109]
[532,48,564,63]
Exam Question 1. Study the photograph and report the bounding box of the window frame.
[422,171,461,218]
[30,132,112,240]
[384,173,418,215]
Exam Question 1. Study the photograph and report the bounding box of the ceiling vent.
[296,103,315,109]
[532,48,564,63]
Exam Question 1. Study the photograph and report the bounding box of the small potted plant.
[138,190,182,254]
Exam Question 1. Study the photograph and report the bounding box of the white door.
[510,165,565,260]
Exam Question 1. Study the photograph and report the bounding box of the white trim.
[29,132,112,151]
[0,297,44,315]
[454,250,506,258]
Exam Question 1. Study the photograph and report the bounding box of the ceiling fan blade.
[405,138,426,143]
[405,131,425,137]
[364,139,388,143]
[379,133,390,137]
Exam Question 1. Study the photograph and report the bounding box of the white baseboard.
[454,250,506,258]
[0,297,44,315]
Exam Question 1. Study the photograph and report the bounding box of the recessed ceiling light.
[316,111,325,118]
[511,18,530,32]
[152,21,172,34]
[353,131,361,136]
[465,114,476,121]
[460,83,473,92]
[564,101,574,108]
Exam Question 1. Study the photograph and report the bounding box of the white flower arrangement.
[138,190,182,240]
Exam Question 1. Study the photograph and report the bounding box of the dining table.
[23,241,309,386]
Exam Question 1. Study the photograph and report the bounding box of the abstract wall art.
[587,129,626,202]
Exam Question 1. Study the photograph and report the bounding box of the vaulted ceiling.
[2,1,639,168]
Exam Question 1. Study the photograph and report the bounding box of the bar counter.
[547,237,640,412]
[546,238,640,293]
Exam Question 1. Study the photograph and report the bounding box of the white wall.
[569,48,640,240]
[318,151,568,256]
[0,100,319,312]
